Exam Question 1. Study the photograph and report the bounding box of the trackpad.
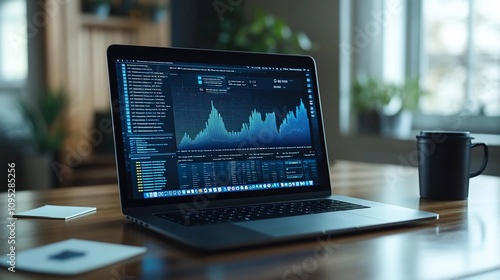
[237,212,383,237]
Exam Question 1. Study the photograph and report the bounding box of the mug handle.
[470,143,489,178]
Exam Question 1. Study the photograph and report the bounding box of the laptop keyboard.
[157,199,370,226]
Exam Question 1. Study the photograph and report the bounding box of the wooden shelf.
[80,14,144,30]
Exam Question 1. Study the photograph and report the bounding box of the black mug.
[417,131,488,200]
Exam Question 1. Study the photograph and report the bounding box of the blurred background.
[0,0,498,190]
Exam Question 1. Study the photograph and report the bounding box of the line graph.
[178,100,311,150]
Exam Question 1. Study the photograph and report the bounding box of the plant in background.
[18,89,68,155]
[352,76,396,113]
[215,7,313,54]
[352,76,425,114]
[148,0,169,22]
[399,77,425,112]
[83,0,113,19]
[352,76,427,136]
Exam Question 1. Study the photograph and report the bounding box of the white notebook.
[14,205,96,220]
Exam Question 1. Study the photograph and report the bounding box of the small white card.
[14,205,96,220]
[0,239,146,275]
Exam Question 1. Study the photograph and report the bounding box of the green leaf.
[17,89,68,154]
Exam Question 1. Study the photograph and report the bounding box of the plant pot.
[19,153,55,190]
[91,3,111,20]
[380,110,413,138]
[357,110,413,138]
[357,110,381,135]
[151,8,167,22]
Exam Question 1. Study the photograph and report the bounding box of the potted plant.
[214,7,313,54]
[83,0,113,20]
[148,0,168,22]
[381,78,425,137]
[351,76,394,135]
[18,89,68,188]
[352,76,425,137]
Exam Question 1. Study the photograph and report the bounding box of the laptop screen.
[108,46,331,204]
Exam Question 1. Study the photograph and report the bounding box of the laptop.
[106,45,438,251]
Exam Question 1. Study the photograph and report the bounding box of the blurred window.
[343,0,500,137]
[0,0,27,86]
[421,0,500,117]
[0,0,27,139]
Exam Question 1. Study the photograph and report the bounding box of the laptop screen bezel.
[107,45,332,209]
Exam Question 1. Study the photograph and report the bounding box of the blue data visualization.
[178,100,312,150]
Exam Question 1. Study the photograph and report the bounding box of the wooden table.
[1,161,500,279]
